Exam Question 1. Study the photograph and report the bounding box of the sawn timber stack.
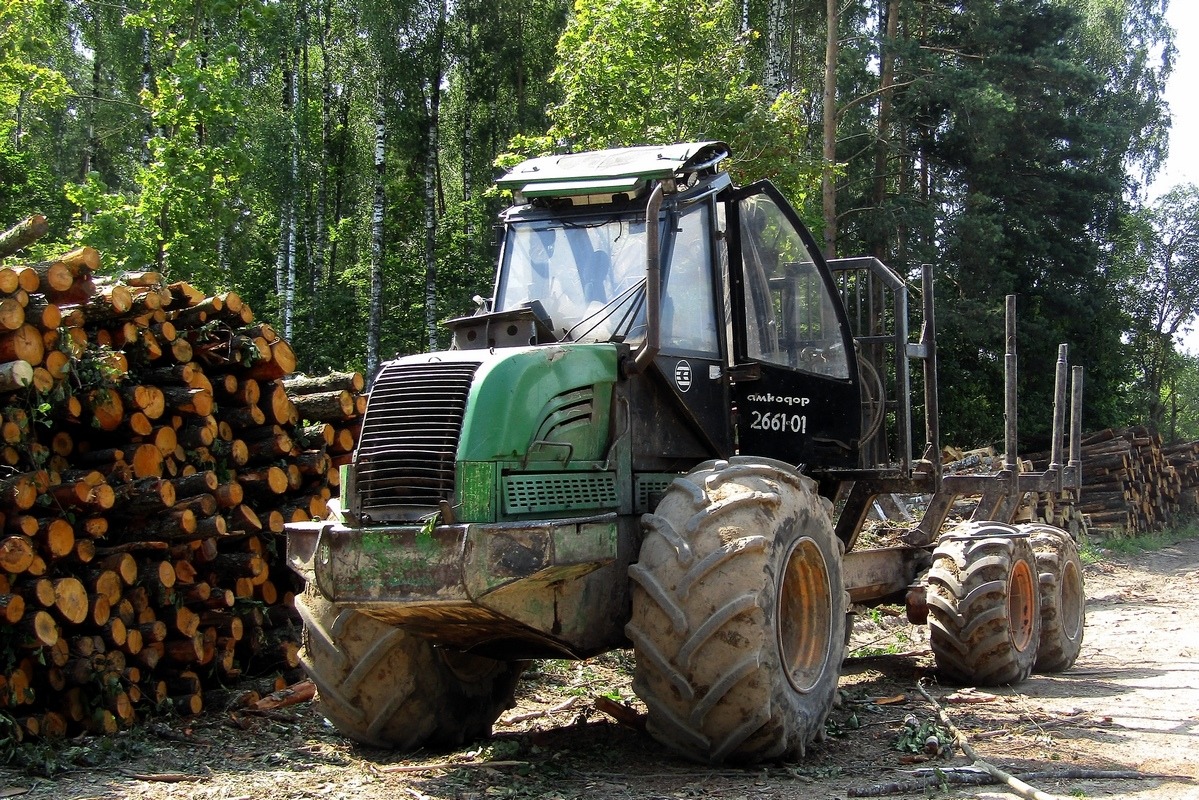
[0,244,365,739]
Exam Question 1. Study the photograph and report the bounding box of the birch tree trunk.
[284,40,300,340]
[871,0,899,262]
[82,14,100,182]
[423,0,447,350]
[297,0,313,350]
[141,25,153,162]
[821,0,840,259]
[366,84,386,382]
[275,50,295,335]
[764,0,787,98]
[310,0,332,363]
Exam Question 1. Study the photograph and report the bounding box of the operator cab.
[446,142,861,469]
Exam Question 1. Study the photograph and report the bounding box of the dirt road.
[4,535,1198,800]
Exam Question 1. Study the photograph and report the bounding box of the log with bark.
[0,241,367,736]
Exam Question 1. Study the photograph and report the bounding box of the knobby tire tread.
[927,527,1040,686]
[627,457,845,764]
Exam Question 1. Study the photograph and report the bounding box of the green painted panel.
[458,345,618,464]
[555,520,618,564]
[457,461,496,522]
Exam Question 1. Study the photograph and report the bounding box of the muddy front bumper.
[286,514,633,658]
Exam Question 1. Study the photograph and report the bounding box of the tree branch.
[837,79,920,121]
[68,93,148,111]
[915,681,1067,800]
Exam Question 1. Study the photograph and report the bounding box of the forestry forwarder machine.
[285,142,1087,764]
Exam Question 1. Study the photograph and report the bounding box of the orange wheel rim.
[1008,558,1036,652]
[1061,559,1083,640]
[778,538,832,693]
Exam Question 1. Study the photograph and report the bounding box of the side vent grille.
[635,474,675,513]
[356,360,479,519]
[504,473,618,515]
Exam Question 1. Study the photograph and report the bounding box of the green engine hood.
[458,343,619,464]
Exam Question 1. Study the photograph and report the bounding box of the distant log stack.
[0,238,367,740]
[1029,425,1196,539]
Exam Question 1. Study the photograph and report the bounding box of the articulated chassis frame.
[813,260,1084,556]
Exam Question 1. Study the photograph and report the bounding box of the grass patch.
[1082,517,1199,562]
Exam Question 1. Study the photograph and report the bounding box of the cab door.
[727,182,861,467]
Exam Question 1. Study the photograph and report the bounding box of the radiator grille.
[504,473,618,515]
[356,360,479,518]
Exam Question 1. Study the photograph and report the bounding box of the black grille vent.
[355,360,479,519]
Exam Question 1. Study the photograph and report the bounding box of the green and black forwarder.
[286,142,1088,763]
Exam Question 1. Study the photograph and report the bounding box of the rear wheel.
[296,588,524,749]
[927,523,1040,686]
[626,457,846,763]
[1021,524,1085,672]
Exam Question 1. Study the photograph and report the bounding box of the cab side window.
[661,204,719,354]
[739,194,849,379]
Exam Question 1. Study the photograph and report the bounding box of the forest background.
[2,0,1197,449]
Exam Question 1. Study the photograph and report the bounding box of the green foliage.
[2,726,155,776]
[63,23,250,279]
[880,0,1170,446]
[0,0,1180,448]
[1083,517,1199,559]
[1112,185,1199,436]
[545,0,821,200]
[892,713,952,756]
[0,0,70,109]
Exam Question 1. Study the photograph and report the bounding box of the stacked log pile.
[0,238,366,739]
[1162,440,1199,512]
[1030,426,1192,538]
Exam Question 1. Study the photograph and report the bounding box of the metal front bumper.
[286,514,629,656]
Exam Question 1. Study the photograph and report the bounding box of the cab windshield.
[495,216,649,343]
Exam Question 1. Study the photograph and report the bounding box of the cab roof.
[497,141,729,203]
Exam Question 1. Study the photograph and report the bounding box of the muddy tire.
[1021,524,1085,672]
[927,523,1041,686]
[296,588,523,749]
[626,457,846,763]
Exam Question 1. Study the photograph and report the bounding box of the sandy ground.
[3,535,1197,800]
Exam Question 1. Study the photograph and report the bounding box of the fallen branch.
[593,696,646,731]
[118,770,203,783]
[972,713,1093,740]
[499,695,580,725]
[251,679,315,710]
[849,767,1183,797]
[378,760,528,774]
[145,722,214,746]
[915,681,1065,800]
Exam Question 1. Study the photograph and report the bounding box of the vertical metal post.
[894,278,911,474]
[1050,343,1068,491]
[1004,295,1018,472]
[1069,365,1084,493]
[921,263,940,488]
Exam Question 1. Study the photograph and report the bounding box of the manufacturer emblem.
[675,360,693,392]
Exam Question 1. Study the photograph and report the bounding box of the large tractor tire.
[626,457,846,764]
[927,523,1040,686]
[1021,524,1085,672]
[296,588,524,750]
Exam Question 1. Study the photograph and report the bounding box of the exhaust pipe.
[629,181,665,375]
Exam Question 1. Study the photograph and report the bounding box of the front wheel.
[296,588,524,749]
[626,457,846,763]
[927,523,1041,686]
